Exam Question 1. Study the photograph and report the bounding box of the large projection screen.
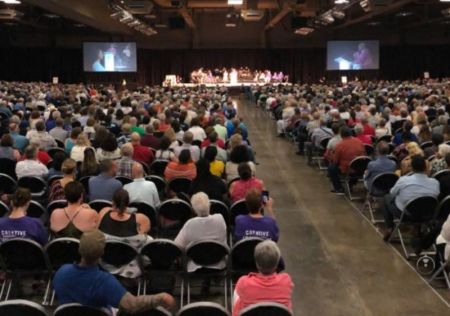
[83,42,137,72]
[327,40,379,71]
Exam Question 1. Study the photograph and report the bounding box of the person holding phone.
[234,188,279,242]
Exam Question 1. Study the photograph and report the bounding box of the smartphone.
[262,190,269,205]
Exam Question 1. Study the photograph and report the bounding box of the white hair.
[254,240,281,275]
[191,192,210,217]
[438,144,450,157]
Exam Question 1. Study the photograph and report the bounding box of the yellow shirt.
[210,160,225,177]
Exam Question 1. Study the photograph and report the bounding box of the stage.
[170,82,292,88]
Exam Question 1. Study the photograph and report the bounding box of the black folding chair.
[435,196,450,223]
[115,176,133,186]
[18,176,47,198]
[79,176,91,196]
[0,239,51,301]
[0,299,50,316]
[129,202,158,235]
[44,238,80,305]
[210,199,230,228]
[146,175,167,198]
[118,307,172,316]
[177,302,229,316]
[387,196,438,259]
[376,135,392,144]
[54,303,109,316]
[185,240,230,308]
[230,199,248,226]
[47,147,66,159]
[150,159,169,176]
[0,173,17,194]
[239,302,292,316]
[343,156,372,201]
[0,158,17,179]
[0,200,9,217]
[55,139,65,148]
[47,175,63,187]
[89,200,112,212]
[420,141,433,151]
[428,243,450,290]
[101,240,139,272]
[311,137,331,170]
[27,200,47,219]
[168,177,192,195]
[158,198,193,224]
[367,173,399,223]
[47,200,68,216]
[364,144,375,157]
[135,160,150,176]
[433,169,450,182]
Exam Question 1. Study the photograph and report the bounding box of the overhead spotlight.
[228,0,243,5]
[0,0,21,4]
[332,10,345,19]
[295,27,314,35]
[360,0,372,13]
[334,0,349,3]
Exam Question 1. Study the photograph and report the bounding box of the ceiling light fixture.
[228,0,243,5]
[1,0,21,4]
[335,0,349,3]
[295,27,314,35]
[360,0,372,13]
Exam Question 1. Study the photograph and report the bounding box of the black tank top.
[99,210,139,237]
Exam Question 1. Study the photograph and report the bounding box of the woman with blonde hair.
[163,127,178,149]
[430,144,450,176]
[49,158,77,202]
[399,142,427,175]
[70,133,93,162]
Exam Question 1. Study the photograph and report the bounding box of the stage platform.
[171,82,292,88]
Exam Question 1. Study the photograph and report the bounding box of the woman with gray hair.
[174,192,227,272]
[232,240,293,316]
[430,143,450,176]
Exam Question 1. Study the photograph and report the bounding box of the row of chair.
[0,300,292,316]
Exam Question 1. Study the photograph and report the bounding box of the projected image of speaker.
[83,42,137,72]
[327,40,380,71]
[169,16,185,29]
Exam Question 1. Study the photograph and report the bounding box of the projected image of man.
[92,50,105,72]
[352,42,373,70]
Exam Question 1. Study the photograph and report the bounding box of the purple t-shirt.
[234,215,279,242]
[0,216,48,245]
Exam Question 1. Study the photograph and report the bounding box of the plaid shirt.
[117,157,134,178]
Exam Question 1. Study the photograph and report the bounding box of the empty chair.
[150,159,169,176]
[0,158,17,179]
[0,300,50,316]
[54,304,109,316]
[367,173,399,223]
[238,302,292,316]
[0,239,51,300]
[388,196,438,259]
[17,176,47,198]
[89,200,113,212]
[0,173,17,194]
[210,199,230,227]
[177,302,229,316]
[343,156,372,200]
[168,177,192,195]
[116,176,133,186]
[230,199,248,225]
[47,199,68,215]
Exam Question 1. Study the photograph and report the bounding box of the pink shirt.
[230,178,264,203]
[233,272,294,316]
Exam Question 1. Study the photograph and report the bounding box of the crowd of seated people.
[251,79,450,264]
[0,80,293,315]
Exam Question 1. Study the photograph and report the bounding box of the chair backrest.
[177,302,230,316]
[391,119,406,133]
[129,202,157,230]
[210,199,230,226]
[436,195,450,222]
[370,173,399,197]
[45,238,80,271]
[101,241,138,267]
[140,239,183,270]
[186,240,229,267]
[0,200,9,217]
[420,141,433,151]
[79,176,91,194]
[376,135,392,144]
[146,175,167,195]
[348,156,371,177]
[230,199,249,224]
[168,177,192,194]
[404,196,438,223]
[433,169,450,182]
[135,160,150,175]
[0,158,17,179]
[18,176,47,197]
[27,200,47,218]
[238,302,292,316]
[0,173,17,194]
[48,175,64,187]
[115,176,133,186]
[231,237,264,273]
[54,303,110,316]
[48,147,66,159]
[364,144,374,156]
[55,139,65,148]
[0,299,50,316]
[0,238,50,273]
[150,159,169,175]
[320,137,331,149]
[89,200,113,212]
[158,198,192,222]
[47,199,68,215]
[118,307,172,316]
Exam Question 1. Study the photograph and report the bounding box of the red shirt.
[132,144,154,166]
[230,178,264,203]
[356,134,372,145]
[38,151,51,166]
[333,137,365,173]
[201,139,225,149]
[233,272,294,316]
[362,123,375,136]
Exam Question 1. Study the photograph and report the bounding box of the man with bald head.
[130,132,154,165]
[123,162,160,208]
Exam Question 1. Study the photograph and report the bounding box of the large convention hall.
[0,0,450,315]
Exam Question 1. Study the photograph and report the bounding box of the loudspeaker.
[169,16,185,29]
[291,16,308,29]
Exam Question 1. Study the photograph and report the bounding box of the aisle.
[236,98,450,316]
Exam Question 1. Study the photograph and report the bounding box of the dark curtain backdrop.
[0,45,449,85]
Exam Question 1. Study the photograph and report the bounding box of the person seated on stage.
[89,159,123,202]
[174,131,200,162]
[327,126,365,195]
[232,240,293,316]
[0,188,48,245]
[15,145,49,179]
[53,229,175,314]
[164,149,197,182]
[364,141,397,193]
[381,155,439,241]
[50,181,99,239]
[230,163,264,203]
[124,163,160,209]
[175,192,227,272]
[130,132,154,166]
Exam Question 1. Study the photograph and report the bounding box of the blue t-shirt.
[234,215,279,242]
[0,216,48,245]
[53,264,127,309]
